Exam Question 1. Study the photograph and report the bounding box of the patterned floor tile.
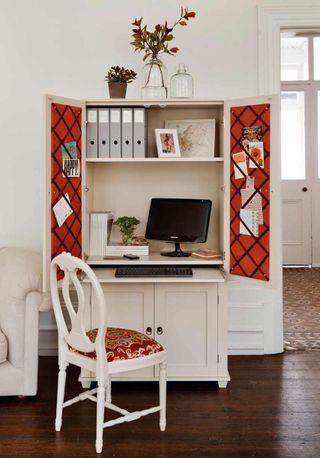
[283,268,320,351]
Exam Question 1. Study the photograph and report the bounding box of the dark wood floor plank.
[0,352,320,457]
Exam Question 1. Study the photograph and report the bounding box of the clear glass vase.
[170,64,194,98]
[141,57,168,99]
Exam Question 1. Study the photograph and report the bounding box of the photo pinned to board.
[248,141,264,169]
[61,141,80,178]
[241,126,264,169]
[232,151,248,179]
[241,126,262,148]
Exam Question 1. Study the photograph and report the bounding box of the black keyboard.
[115,266,193,278]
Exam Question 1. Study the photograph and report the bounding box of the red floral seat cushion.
[70,328,164,362]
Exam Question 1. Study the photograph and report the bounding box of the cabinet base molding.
[79,372,230,388]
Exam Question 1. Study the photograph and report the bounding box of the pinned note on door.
[61,141,80,177]
[53,193,73,227]
[62,158,80,177]
[232,151,248,179]
[241,176,263,224]
[239,208,259,237]
[61,141,77,159]
[248,141,264,169]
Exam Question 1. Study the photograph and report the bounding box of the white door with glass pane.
[281,33,320,265]
[281,88,312,265]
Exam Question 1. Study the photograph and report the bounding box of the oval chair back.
[50,252,107,380]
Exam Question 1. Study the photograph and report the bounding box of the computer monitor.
[145,198,212,257]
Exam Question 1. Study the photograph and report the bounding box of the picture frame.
[164,119,216,158]
[155,129,181,158]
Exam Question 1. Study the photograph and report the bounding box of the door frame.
[258,0,320,95]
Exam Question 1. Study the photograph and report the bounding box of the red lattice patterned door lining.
[51,102,83,280]
[229,103,271,281]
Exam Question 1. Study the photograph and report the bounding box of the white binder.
[98,108,109,158]
[121,109,133,158]
[110,108,121,158]
[133,108,146,158]
[86,108,98,158]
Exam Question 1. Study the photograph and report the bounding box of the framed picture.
[155,129,181,158]
[165,119,216,157]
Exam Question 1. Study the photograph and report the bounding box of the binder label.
[87,109,97,123]
[123,109,132,123]
[134,109,144,123]
[99,109,109,123]
[111,109,120,122]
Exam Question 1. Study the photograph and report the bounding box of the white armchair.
[0,247,50,396]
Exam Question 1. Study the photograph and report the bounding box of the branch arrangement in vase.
[131,7,196,98]
[131,7,196,61]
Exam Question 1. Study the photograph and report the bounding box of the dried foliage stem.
[131,7,196,61]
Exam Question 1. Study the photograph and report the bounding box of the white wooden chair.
[50,252,167,454]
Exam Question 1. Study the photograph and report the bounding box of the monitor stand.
[160,242,191,257]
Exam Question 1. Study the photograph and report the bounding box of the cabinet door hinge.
[217,354,220,363]
[217,294,219,305]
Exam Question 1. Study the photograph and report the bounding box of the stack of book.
[89,212,114,256]
[105,243,149,256]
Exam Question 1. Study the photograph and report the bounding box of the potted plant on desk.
[114,216,140,245]
[105,66,137,98]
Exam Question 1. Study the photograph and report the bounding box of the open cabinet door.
[224,94,281,290]
[224,95,282,354]
[43,95,85,292]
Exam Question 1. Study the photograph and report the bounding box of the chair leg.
[106,377,112,403]
[159,361,167,432]
[95,383,105,454]
[55,364,67,431]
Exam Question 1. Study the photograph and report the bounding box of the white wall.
[1,0,281,356]
[0,0,259,252]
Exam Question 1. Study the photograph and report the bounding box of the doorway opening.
[281,31,320,350]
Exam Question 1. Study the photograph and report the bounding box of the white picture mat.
[155,129,181,158]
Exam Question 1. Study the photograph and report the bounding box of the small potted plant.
[114,216,140,245]
[104,66,137,99]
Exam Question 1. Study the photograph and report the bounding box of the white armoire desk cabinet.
[44,95,280,388]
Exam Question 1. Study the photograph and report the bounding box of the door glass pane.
[281,36,309,81]
[314,37,320,80]
[281,92,306,179]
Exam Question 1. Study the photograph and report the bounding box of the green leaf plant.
[104,66,137,83]
[114,216,141,245]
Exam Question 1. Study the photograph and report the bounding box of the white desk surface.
[87,253,223,267]
[83,266,226,284]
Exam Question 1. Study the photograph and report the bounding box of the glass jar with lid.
[170,64,194,98]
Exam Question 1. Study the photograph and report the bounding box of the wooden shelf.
[86,157,224,163]
[85,98,224,109]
